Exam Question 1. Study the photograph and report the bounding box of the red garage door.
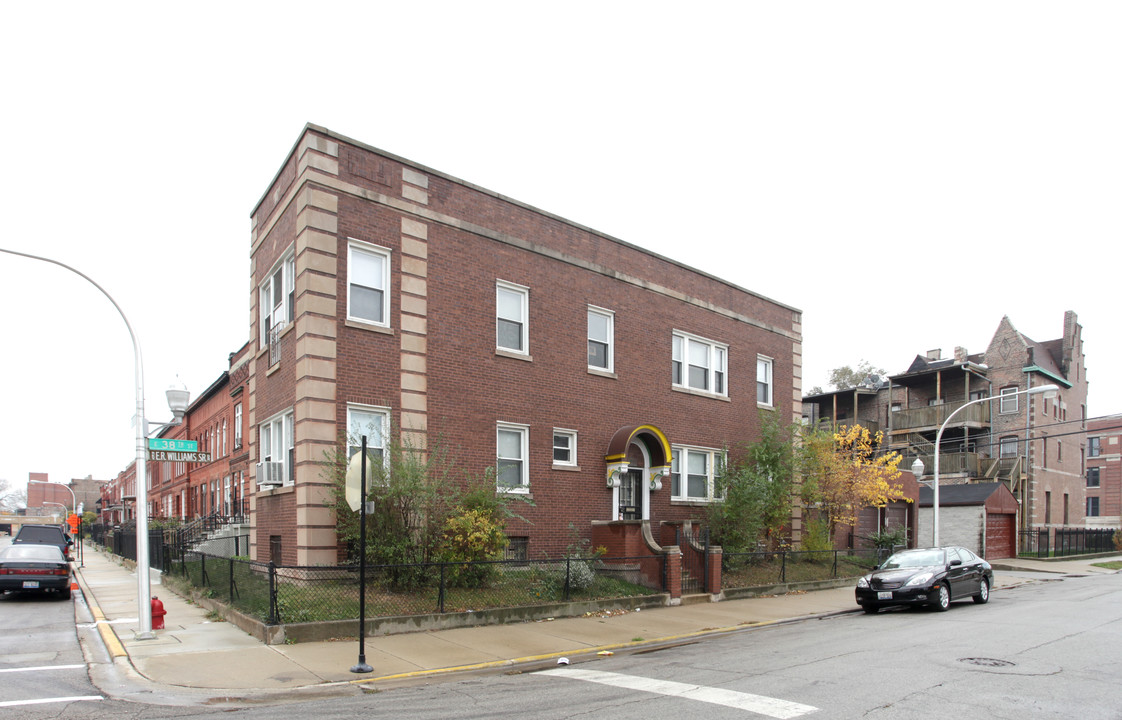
[986,513,1015,559]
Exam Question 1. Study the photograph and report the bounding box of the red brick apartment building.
[1085,414,1122,528]
[803,312,1090,549]
[242,125,803,566]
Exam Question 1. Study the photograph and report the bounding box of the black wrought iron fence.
[1019,527,1117,558]
[722,548,886,588]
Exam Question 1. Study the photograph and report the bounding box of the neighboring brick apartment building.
[1085,414,1122,528]
[26,472,104,516]
[246,125,803,566]
[803,312,1089,546]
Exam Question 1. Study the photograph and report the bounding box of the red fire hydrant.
[151,596,166,630]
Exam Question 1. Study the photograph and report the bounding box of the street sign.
[345,451,378,512]
[146,450,213,463]
[148,438,198,452]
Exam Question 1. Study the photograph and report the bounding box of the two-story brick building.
[803,311,1089,550]
[244,125,803,566]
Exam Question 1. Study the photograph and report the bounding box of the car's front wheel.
[931,584,951,612]
[973,578,990,604]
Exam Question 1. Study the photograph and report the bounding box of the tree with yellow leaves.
[799,424,908,543]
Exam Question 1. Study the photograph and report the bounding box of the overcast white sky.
[1,2,1119,497]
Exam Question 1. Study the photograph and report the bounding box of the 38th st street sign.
[146,438,212,463]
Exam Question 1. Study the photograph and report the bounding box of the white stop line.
[0,696,103,708]
[540,668,818,718]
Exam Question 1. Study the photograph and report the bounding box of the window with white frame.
[672,332,728,396]
[553,429,577,466]
[999,435,1019,458]
[347,241,391,326]
[497,423,529,491]
[347,405,389,480]
[234,404,243,450]
[999,386,1019,414]
[496,282,529,353]
[757,356,773,406]
[260,411,295,486]
[670,446,725,501]
[260,252,295,347]
[587,306,613,371]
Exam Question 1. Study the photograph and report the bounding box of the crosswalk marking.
[0,696,103,708]
[540,668,817,718]
[0,665,86,673]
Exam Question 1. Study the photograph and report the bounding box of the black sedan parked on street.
[855,546,992,613]
[0,544,73,599]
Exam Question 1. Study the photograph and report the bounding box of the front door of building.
[618,469,643,520]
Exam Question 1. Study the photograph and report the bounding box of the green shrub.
[438,508,508,587]
[565,558,596,591]
[800,515,833,553]
[867,524,908,550]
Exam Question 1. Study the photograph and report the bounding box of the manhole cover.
[959,658,1015,668]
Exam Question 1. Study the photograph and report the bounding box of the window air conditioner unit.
[256,461,283,487]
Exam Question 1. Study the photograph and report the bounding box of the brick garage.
[918,482,1018,559]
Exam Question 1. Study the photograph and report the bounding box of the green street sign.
[148,438,198,452]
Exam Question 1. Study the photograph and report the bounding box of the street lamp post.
[932,383,1059,547]
[1,247,187,640]
[43,501,68,519]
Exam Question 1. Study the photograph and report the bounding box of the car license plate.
[877,591,893,600]
[22,581,40,589]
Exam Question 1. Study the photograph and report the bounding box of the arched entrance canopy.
[605,424,671,468]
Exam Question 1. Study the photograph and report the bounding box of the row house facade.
[1085,414,1122,528]
[99,344,253,527]
[803,312,1090,540]
[246,125,804,566]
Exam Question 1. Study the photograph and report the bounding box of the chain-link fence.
[721,548,886,588]
[161,549,663,625]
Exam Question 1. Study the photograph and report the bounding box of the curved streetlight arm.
[931,384,1059,547]
[28,479,77,515]
[1,247,156,639]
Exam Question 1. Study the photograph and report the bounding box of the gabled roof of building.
[889,352,987,389]
[1025,336,1066,379]
[903,353,985,375]
[918,482,1010,507]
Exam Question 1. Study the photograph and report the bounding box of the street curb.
[345,606,863,687]
[74,561,128,660]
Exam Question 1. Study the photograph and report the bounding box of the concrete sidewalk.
[73,542,1121,700]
